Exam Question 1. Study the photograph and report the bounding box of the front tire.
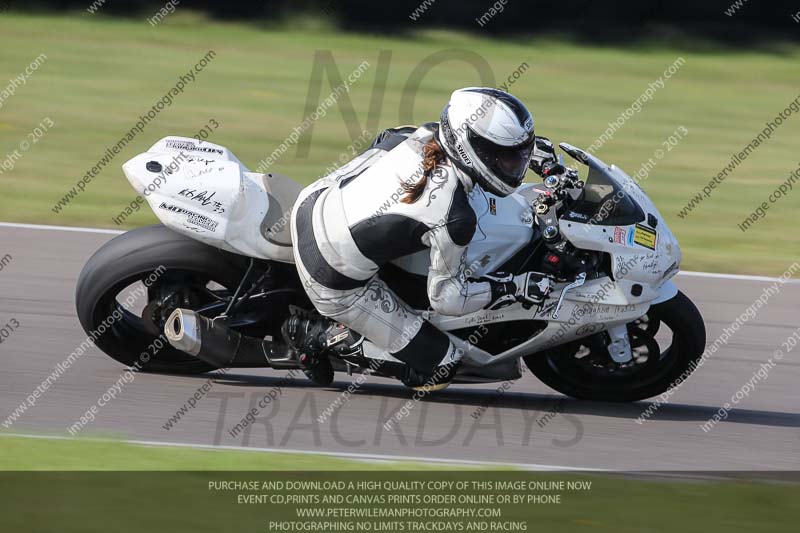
[524,291,706,402]
[75,225,249,374]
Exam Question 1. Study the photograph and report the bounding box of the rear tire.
[75,225,249,374]
[524,291,706,402]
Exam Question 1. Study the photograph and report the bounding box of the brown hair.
[400,137,447,203]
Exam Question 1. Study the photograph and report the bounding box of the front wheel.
[524,291,706,402]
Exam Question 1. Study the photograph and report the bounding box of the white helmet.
[437,87,536,197]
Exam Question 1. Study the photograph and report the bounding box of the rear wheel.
[75,225,251,374]
[524,291,706,402]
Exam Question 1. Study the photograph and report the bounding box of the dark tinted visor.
[467,128,535,188]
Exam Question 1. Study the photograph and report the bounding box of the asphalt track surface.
[1,223,798,470]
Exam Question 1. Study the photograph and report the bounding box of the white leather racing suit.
[290,124,493,375]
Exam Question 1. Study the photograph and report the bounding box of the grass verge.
[0,12,798,274]
[0,436,798,532]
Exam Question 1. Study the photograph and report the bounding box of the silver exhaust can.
[164,308,202,357]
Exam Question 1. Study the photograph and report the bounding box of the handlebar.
[529,161,585,255]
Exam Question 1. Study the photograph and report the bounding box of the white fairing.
[393,148,682,365]
[122,136,300,263]
[558,146,681,302]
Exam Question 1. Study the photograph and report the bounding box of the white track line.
[1,221,796,284]
[0,432,601,471]
[676,270,800,284]
[0,222,124,235]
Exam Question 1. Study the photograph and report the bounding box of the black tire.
[524,291,706,402]
[75,224,249,374]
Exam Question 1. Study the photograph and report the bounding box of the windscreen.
[568,163,645,225]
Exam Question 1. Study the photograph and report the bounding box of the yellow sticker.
[633,224,657,250]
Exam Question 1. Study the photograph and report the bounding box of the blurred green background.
[0,11,798,275]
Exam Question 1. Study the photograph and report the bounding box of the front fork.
[555,271,634,364]
[606,324,633,363]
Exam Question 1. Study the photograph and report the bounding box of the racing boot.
[281,315,334,386]
[281,317,363,386]
[322,323,365,358]
[402,347,462,393]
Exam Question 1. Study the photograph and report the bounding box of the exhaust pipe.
[164,308,202,356]
[164,308,299,369]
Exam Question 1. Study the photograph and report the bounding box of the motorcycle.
[75,135,706,402]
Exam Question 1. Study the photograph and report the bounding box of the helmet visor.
[467,128,535,189]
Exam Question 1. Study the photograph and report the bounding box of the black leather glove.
[482,272,554,310]
[540,160,567,177]
[529,137,557,177]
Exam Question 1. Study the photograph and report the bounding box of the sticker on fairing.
[613,226,627,245]
[630,224,657,250]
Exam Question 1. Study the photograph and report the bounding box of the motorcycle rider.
[283,87,558,391]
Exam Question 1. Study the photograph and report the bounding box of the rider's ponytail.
[401,138,447,203]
